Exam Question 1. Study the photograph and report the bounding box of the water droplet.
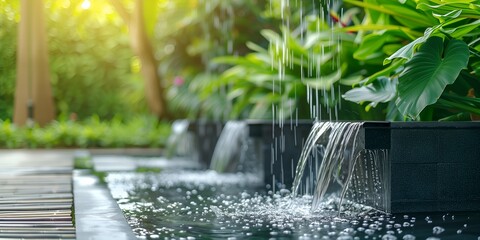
[433,226,445,235]
[337,236,353,240]
[457,229,462,234]
[403,234,415,240]
[343,228,355,234]
[369,224,379,230]
[382,234,397,240]
[365,229,375,235]
[402,222,410,227]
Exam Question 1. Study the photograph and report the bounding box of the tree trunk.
[110,0,169,119]
[14,0,56,126]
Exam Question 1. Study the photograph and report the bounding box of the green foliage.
[396,37,469,118]
[159,0,273,120]
[343,77,398,110]
[205,9,386,121]
[342,0,480,120]
[0,0,148,120]
[136,167,162,173]
[74,155,93,169]
[0,0,19,120]
[47,0,146,119]
[0,116,170,149]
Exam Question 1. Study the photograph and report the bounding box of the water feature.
[292,122,390,213]
[209,121,250,173]
[98,120,480,239]
[103,155,480,240]
[165,120,197,159]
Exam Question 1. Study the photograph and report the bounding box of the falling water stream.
[209,121,249,173]
[291,122,390,213]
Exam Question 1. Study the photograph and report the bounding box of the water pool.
[103,159,480,240]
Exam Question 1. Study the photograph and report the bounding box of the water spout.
[209,121,249,173]
[291,121,390,213]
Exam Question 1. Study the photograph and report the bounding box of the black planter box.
[248,120,314,190]
[389,122,480,213]
[188,121,224,168]
[248,121,480,213]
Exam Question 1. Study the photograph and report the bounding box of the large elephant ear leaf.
[343,77,397,108]
[396,36,469,119]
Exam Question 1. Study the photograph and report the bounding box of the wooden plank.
[0,150,76,239]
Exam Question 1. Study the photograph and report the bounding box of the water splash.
[291,121,390,213]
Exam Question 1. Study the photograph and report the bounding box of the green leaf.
[344,0,437,26]
[339,74,364,86]
[384,27,436,64]
[396,36,469,118]
[343,77,397,108]
[447,19,480,38]
[246,41,268,54]
[302,68,342,90]
[364,59,406,85]
[354,34,391,61]
[417,1,480,19]
[383,3,438,28]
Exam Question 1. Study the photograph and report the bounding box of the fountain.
[103,120,480,239]
[249,121,480,213]
[209,121,258,174]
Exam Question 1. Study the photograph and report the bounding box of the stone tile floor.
[0,150,136,240]
[0,150,76,239]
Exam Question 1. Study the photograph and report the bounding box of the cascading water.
[165,120,196,159]
[291,121,390,213]
[209,121,253,173]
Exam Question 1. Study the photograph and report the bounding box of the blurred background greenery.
[0,0,479,148]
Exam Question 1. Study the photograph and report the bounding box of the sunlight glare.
[81,0,91,10]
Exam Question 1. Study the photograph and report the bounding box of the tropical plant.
[341,0,480,121]
[161,0,275,120]
[205,10,386,121]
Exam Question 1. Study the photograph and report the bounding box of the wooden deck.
[0,150,75,239]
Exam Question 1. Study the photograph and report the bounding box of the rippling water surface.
[106,168,480,240]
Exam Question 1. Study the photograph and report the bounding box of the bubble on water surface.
[432,226,444,235]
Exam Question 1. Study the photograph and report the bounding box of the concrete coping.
[73,169,136,240]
